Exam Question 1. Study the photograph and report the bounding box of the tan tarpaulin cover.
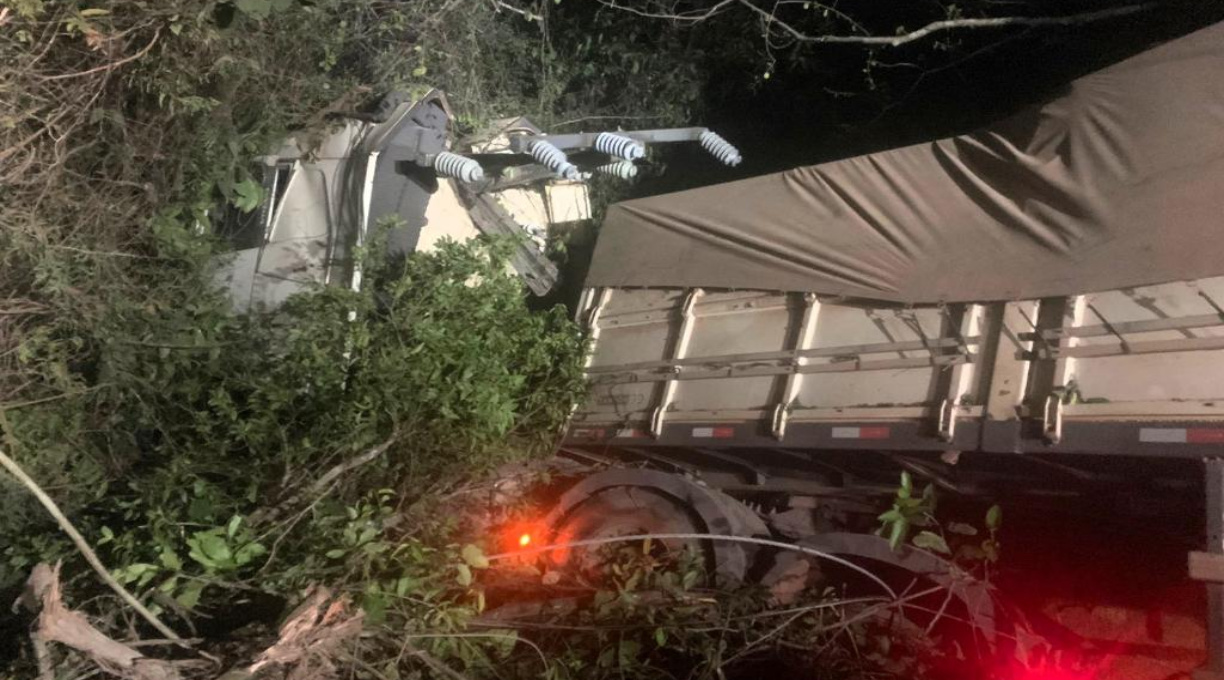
[587,21,1224,304]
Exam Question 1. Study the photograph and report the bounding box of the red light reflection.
[1002,648,1105,680]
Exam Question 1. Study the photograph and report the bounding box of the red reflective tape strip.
[859,426,891,440]
[712,426,735,439]
[1188,429,1224,444]
[692,426,736,439]
[1139,428,1224,444]
[832,426,890,440]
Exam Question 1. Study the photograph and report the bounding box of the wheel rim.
[548,486,706,579]
[541,469,768,585]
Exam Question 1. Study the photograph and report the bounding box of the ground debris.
[16,566,363,680]
[239,585,364,680]
[17,563,181,680]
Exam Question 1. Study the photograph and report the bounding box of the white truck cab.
[209,91,742,312]
[212,91,564,311]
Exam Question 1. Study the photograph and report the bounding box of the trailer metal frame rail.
[568,284,1224,458]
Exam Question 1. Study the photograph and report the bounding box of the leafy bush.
[1,228,588,572]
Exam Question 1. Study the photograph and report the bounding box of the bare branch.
[757,2,1151,46]
[768,0,867,35]
[596,0,738,22]
[37,30,161,82]
[552,114,670,128]
[249,434,400,525]
[600,1,1152,47]
[31,630,54,680]
[20,568,359,680]
[488,0,533,20]
[244,586,364,678]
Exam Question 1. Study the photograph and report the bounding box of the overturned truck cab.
[210,91,571,311]
[209,91,746,312]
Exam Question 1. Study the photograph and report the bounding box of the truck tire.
[542,469,768,585]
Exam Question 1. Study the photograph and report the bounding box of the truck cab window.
[215,163,294,251]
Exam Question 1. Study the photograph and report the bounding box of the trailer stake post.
[1196,457,1224,680]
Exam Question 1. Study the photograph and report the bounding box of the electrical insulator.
[594,132,646,161]
[529,140,581,180]
[700,130,743,167]
[595,161,638,179]
[431,152,485,183]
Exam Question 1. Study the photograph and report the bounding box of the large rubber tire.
[548,486,705,579]
[542,469,768,585]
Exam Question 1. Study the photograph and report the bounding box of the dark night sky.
[635,0,1224,197]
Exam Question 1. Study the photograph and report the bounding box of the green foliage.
[1,230,589,679]
[877,470,936,550]
[1,232,588,580]
[877,472,1004,569]
[185,519,267,573]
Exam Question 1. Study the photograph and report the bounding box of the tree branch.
[249,434,400,525]
[0,447,185,643]
[760,2,1152,46]
[20,568,359,680]
[596,0,738,22]
[600,1,1152,47]
[37,29,161,82]
[31,630,53,680]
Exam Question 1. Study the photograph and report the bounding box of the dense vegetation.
[0,0,603,674]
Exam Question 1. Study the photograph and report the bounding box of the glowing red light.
[1003,652,1103,680]
[1012,668,1096,680]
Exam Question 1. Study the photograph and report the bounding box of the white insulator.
[432,152,485,183]
[529,140,581,180]
[700,130,743,167]
[594,132,646,161]
[522,223,547,249]
[595,161,638,179]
